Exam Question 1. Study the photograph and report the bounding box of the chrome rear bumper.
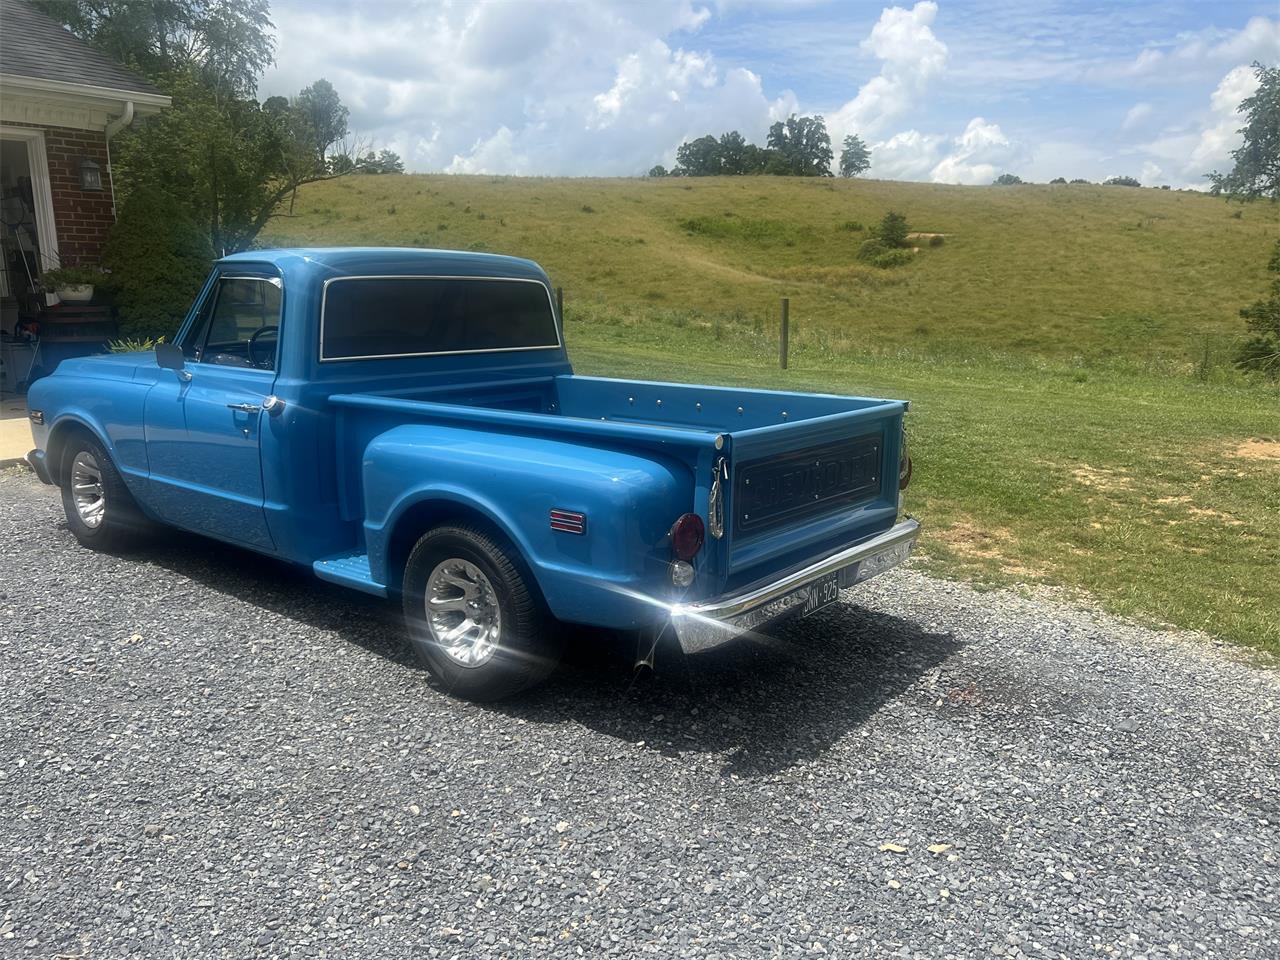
[670,518,920,654]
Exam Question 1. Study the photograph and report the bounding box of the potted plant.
[41,265,108,304]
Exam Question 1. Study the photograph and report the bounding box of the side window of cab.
[182,275,282,370]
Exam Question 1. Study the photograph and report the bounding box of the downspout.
[103,100,135,220]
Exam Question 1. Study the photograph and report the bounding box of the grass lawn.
[266,174,1280,656]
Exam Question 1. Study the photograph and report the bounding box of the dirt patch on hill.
[1232,439,1280,462]
[1070,465,1133,491]
[932,520,1049,580]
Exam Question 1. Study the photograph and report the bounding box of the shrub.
[869,248,914,269]
[1104,175,1141,187]
[107,335,164,353]
[993,173,1024,185]
[103,192,214,339]
[1070,178,1091,184]
[1050,177,1067,184]
[872,211,910,248]
[41,265,107,288]
[580,204,596,213]
[838,220,864,232]
[1235,240,1280,377]
[856,237,889,262]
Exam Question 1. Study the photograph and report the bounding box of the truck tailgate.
[721,399,905,584]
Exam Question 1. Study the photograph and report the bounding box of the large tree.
[675,135,722,176]
[1207,62,1280,201]
[766,115,834,177]
[294,78,349,169]
[41,0,356,253]
[32,0,275,99]
[838,134,871,178]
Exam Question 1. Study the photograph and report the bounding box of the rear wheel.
[402,524,561,700]
[59,433,146,550]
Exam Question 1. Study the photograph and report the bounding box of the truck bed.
[329,373,906,601]
[358,373,897,434]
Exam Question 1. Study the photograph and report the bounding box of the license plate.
[802,572,841,616]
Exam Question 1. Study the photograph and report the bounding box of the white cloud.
[1122,102,1153,131]
[929,117,1020,185]
[1139,64,1260,187]
[868,129,944,180]
[1139,160,1165,185]
[1189,64,1260,173]
[1105,15,1280,85]
[827,2,948,146]
[261,0,742,175]
[868,116,1022,185]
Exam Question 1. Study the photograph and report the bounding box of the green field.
[262,175,1280,656]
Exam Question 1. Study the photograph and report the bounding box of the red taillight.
[670,513,705,561]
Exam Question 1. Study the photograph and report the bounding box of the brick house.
[0,0,169,314]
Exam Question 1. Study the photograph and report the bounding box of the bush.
[1235,240,1280,377]
[107,335,165,353]
[41,265,107,288]
[1050,177,1067,184]
[1104,175,1141,187]
[838,220,863,232]
[103,192,214,339]
[1070,178,1091,184]
[872,211,909,248]
[868,248,914,269]
[856,238,889,262]
[993,173,1023,185]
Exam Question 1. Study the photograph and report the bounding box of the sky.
[259,0,1280,187]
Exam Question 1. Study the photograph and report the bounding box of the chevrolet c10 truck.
[26,248,919,700]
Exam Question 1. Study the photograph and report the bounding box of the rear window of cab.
[319,276,560,361]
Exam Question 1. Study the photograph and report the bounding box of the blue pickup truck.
[27,248,918,699]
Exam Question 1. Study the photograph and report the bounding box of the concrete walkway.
[1,397,33,465]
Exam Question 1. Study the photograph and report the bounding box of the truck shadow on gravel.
[512,608,963,776]
[136,530,961,778]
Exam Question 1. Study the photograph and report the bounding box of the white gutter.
[103,100,135,220]
[104,99,134,139]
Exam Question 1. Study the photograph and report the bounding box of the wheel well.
[45,421,97,487]
[385,499,522,597]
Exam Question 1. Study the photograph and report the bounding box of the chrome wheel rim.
[425,558,502,667]
[70,451,106,529]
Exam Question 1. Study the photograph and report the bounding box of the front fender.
[362,424,694,629]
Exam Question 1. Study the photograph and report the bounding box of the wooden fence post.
[779,297,790,370]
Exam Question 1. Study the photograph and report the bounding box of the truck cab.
[27,248,918,699]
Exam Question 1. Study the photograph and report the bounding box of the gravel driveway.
[1,469,1276,959]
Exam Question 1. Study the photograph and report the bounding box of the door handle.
[226,402,262,413]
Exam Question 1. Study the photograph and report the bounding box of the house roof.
[0,0,165,100]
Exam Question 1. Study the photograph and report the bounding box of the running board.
[313,553,388,597]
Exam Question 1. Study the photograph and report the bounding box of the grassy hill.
[265,174,1278,365]
[263,175,1280,656]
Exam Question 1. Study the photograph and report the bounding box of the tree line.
[650,116,871,179]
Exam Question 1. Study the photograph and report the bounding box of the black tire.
[402,524,561,700]
[59,432,147,550]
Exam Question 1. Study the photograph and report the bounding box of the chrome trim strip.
[671,518,920,654]
[318,275,563,363]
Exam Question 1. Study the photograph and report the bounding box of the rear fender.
[363,424,694,630]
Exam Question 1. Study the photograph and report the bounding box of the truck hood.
[50,351,155,382]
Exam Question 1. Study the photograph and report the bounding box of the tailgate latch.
[709,457,727,539]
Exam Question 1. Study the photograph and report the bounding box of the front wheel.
[402,524,561,700]
[59,433,146,550]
